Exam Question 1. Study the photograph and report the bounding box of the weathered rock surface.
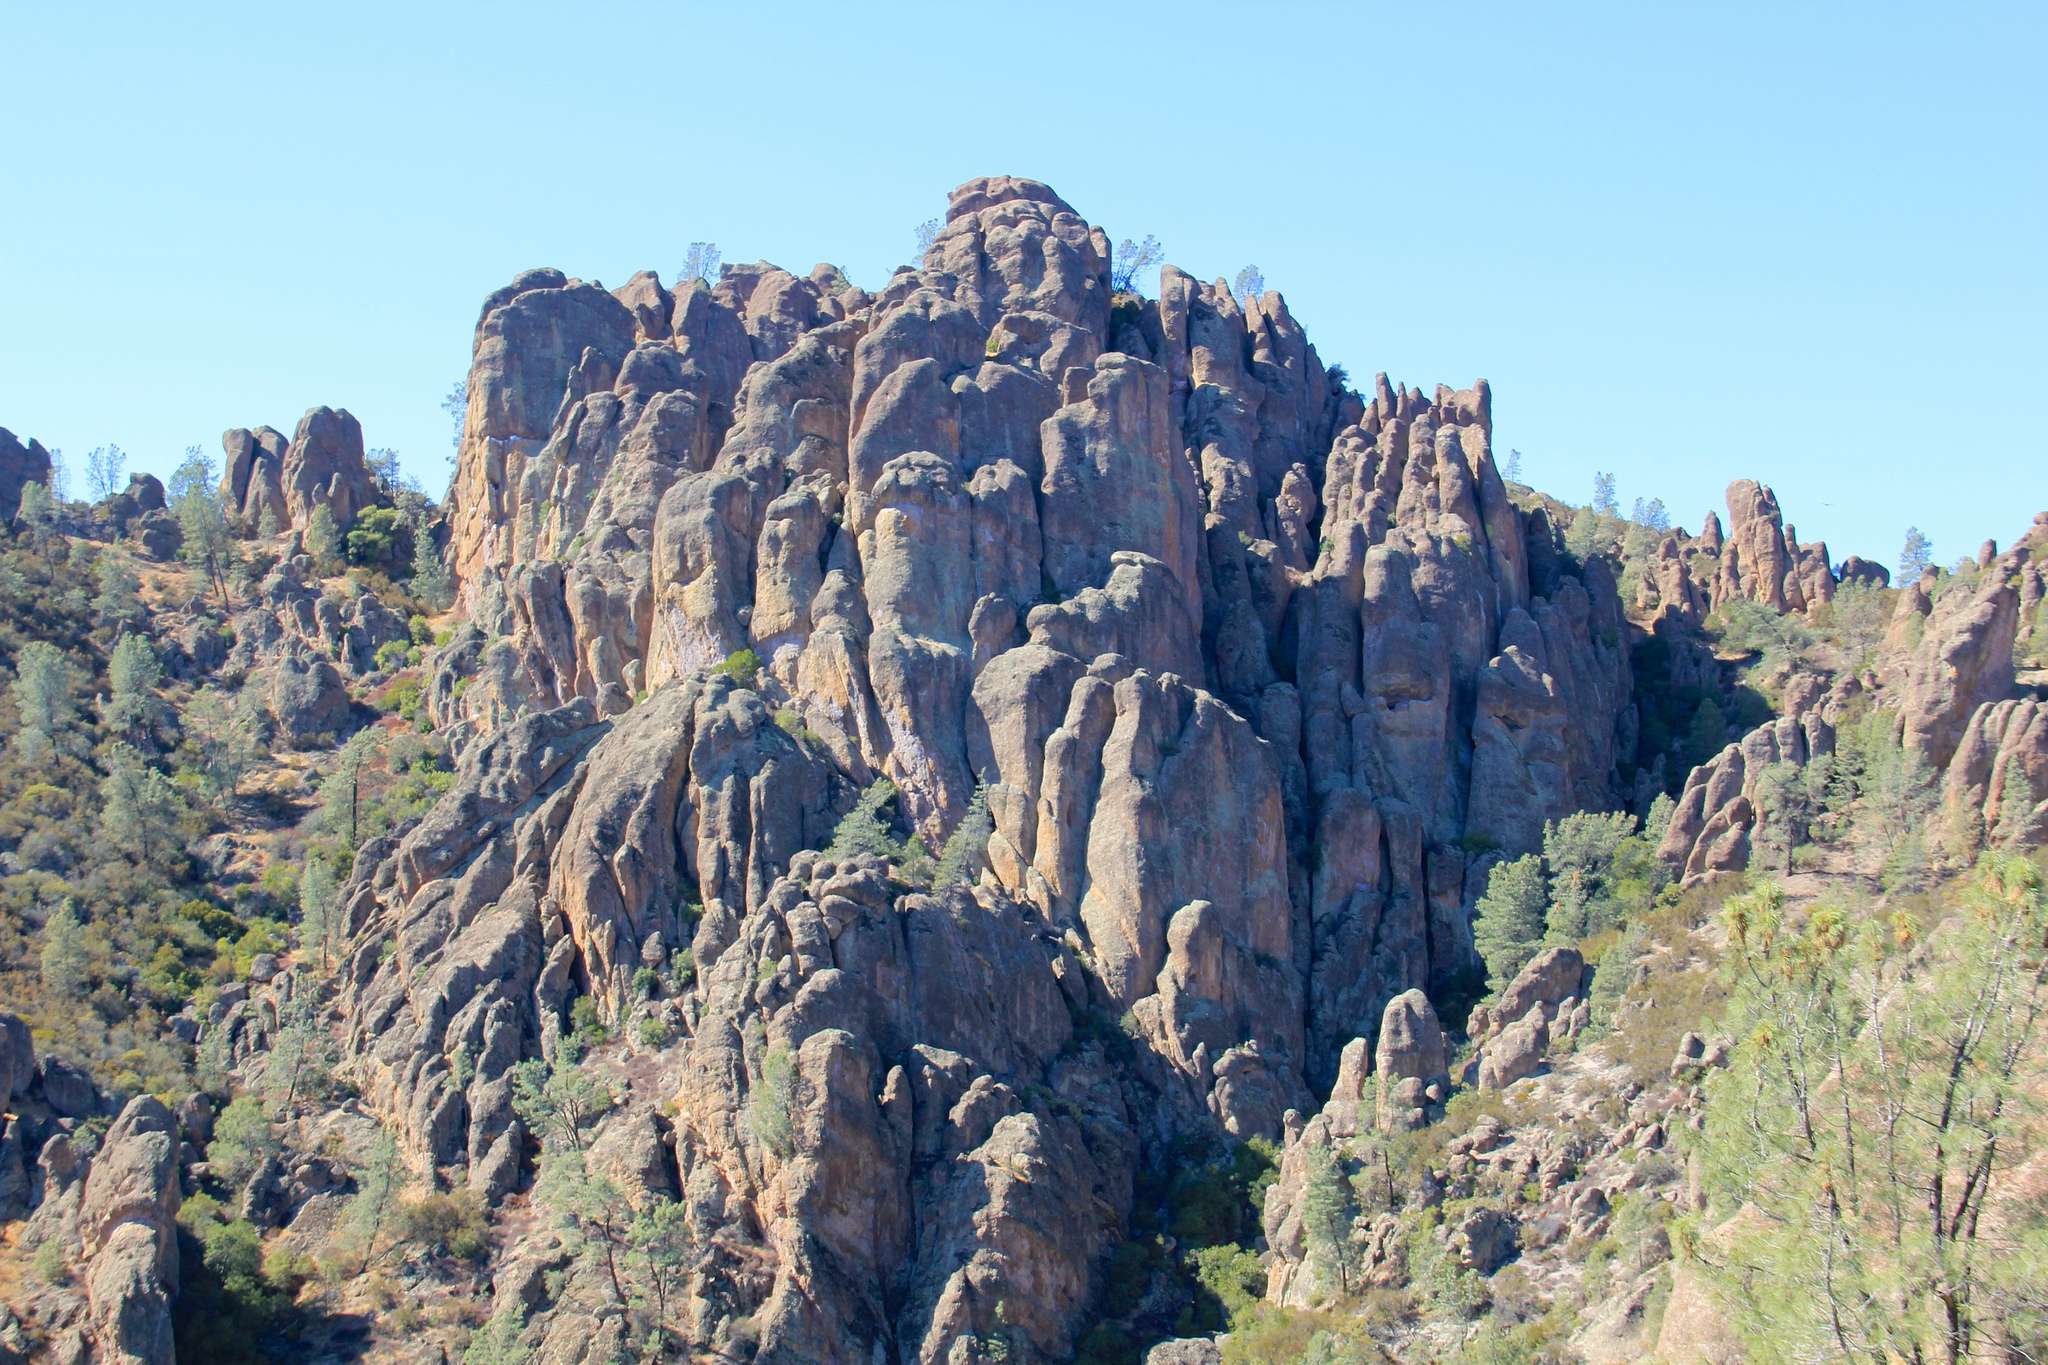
[0,428,54,526]
[221,407,381,534]
[322,176,1677,1357]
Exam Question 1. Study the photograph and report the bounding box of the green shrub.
[712,647,760,686]
[749,1044,797,1157]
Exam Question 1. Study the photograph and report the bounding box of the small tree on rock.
[1111,234,1163,293]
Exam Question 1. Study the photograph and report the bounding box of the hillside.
[2,175,2044,1365]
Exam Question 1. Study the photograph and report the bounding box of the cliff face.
[313,175,1646,1357]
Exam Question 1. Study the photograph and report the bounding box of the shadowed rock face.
[323,174,1656,1359]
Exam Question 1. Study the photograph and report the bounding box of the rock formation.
[1,427,54,526]
[306,175,1653,1358]
[220,406,380,534]
[0,1016,181,1365]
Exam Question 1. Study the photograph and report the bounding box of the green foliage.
[178,685,263,802]
[1709,598,1813,676]
[1542,809,1645,940]
[749,1043,798,1157]
[933,782,993,889]
[170,446,235,608]
[9,638,79,762]
[304,503,344,573]
[373,637,411,672]
[712,646,760,686]
[1191,1243,1265,1321]
[92,549,143,629]
[1693,864,2048,1360]
[174,1191,295,1363]
[206,1095,277,1191]
[100,740,190,872]
[344,505,409,569]
[39,899,88,998]
[104,631,165,741]
[1474,855,1547,991]
[1898,525,1934,581]
[825,777,904,862]
[409,516,454,611]
[1301,1144,1360,1295]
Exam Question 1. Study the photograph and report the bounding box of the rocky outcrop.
[1467,946,1588,1090]
[1892,555,2024,772]
[75,1099,181,1365]
[1,428,54,526]
[1659,708,1835,884]
[1373,989,1448,1133]
[221,407,380,534]
[327,176,1656,1357]
[1,1022,181,1365]
[226,555,412,682]
[1944,697,2048,847]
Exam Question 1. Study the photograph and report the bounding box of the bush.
[712,647,760,686]
[749,1044,797,1157]
[397,1189,490,1260]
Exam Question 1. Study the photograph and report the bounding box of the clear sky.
[4,1,2042,569]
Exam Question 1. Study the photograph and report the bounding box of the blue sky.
[3,1,2042,569]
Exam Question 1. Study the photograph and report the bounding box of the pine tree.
[170,446,234,608]
[85,444,127,502]
[409,514,454,610]
[344,1130,405,1274]
[104,632,165,741]
[39,901,89,999]
[1898,525,1934,582]
[92,550,143,629]
[511,1051,628,1304]
[1300,1144,1359,1295]
[316,729,378,848]
[9,640,78,763]
[1473,854,1547,991]
[305,504,344,574]
[933,784,993,889]
[100,742,187,871]
[299,856,340,973]
[825,778,902,862]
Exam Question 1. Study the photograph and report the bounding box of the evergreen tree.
[343,1130,405,1274]
[1898,525,1934,581]
[104,632,166,741]
[1473,854,1547,991]
[933,784,993,889]
[825,778,902,861]
[92,549,143,629]
[181,685,262,802]
[170,446,234,607]
[1697,863,2048,1359]
[100,741,187,871]
[85,444,127,502]
[510,1051,628,1304]
[1591,471,1619,517]
[304,503,344,574]
[299,856,340,973]
[409,514,454,610]
[9,640,78,762]
[316,729,378,848]
[39,901,89,999]
[206,1096,278,1191]
[1233,264,1265,301]
[1300,1144,1359,1295]
[13,481,56,541]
